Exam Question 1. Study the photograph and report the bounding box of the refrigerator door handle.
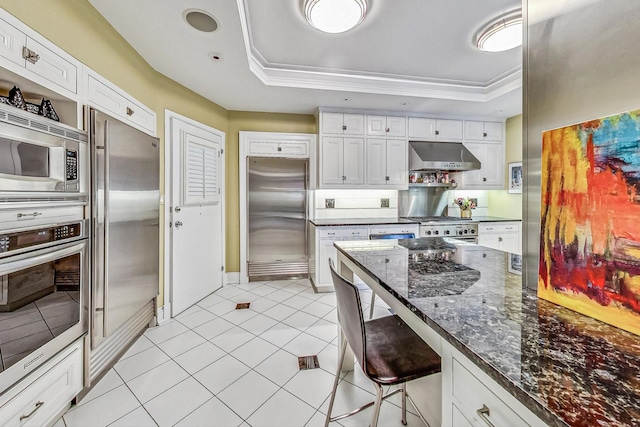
[304,160,309,258]
[102,120,110,338]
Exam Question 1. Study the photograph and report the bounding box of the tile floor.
[59,279,424,427]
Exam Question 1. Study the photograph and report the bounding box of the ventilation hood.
[408,141,481,171]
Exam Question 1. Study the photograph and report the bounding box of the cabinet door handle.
[483,132,488,137]
[498,237,503,242]
[385,176,389,181]
[342,175,346,181]
[277,146,282,152]
[476,404,496,427]
[385,127,390,133]
[483,177,487,182]
[435,130,440,135]
[342,125,347,131]
[126,107,134,116]
[22,46,40,64]
[20,401,44,421]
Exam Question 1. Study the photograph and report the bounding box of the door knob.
[175,221,183,228]
[175,206,181,213]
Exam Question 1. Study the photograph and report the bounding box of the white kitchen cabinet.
[461,142,504,189]
[477,222,521,254]
[321,112,365,135]
[248,139,308,157]
[320,136,364,186]
[87,72,156,136]
[0,339,83,427]
[313,226,369,290]
[408,117,463,141]
[464,120,503,142]
[366,115,406,137]
[366,138,407,186]
[0,17,78,95]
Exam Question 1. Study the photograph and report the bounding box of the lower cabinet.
[477,222,521,254]
[0,338,83,427]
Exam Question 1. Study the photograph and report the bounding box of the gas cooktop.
[402,216,473,224]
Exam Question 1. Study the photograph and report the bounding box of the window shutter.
[182,132,219,206]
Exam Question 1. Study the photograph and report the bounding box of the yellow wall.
[226,111,316,271]
[488,115,522,219]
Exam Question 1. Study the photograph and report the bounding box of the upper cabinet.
[408,118,463,141]
[366,115,406,138]
[464,120,503,142]
[366,138,407,186]
[321,112,365,135]
[0,18,78,95]
[320,136,364,186]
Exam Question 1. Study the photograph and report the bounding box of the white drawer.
[0,205,84,229]
[249,140,279,155]
[25,37,77,94]
[452,358,528,427]
[369,226,418,235]
[123,97,155,135]
[278,142,308,156]
[478,222,520,234]
[0,341,83,427]
[318,227,368,239]
[0,18,26,67]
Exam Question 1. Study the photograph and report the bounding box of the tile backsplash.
[312,189,398,219]
[447,190,489,217]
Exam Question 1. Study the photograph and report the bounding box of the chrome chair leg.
[401,383,407,425]
[370,383,384,427]
[325,335,348,427]
[369,291,376,319]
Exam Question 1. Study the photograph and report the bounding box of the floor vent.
[235,302,250,310]
[298,355,320,370]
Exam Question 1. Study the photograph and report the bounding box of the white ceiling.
[88,0,522,119]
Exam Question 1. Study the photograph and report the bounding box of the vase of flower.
[455,197,476,218]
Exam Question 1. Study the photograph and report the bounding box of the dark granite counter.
[471,216,522,222]
[309,218,419,227]
[334,237,640,427]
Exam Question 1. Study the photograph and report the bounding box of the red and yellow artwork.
[539,110,640,335]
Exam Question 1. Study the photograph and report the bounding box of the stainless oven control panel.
[0,222,84,255]
[420,223,478,238]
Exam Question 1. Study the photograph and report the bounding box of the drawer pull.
[17,212,43,218]
[20,401,44,421]
[476,404,495,427]
[126,107,134,116]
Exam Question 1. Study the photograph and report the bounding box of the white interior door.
[170,116,224,316]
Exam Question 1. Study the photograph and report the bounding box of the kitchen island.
[334,237,640,427]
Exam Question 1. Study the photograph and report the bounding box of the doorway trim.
[162,110,226,322]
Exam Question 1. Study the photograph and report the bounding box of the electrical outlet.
[380,198,390,208]
[325,198,335,208]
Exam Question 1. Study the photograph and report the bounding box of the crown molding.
[237,0,522,102]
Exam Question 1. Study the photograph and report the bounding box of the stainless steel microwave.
[0,104,87,194]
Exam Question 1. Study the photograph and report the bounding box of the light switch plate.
[380,198,390,208]
[325,199,335,208]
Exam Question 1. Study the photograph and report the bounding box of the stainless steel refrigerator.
[247,157,308,280]
[88,108,159,378]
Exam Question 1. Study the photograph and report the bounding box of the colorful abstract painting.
[539,110,640,336]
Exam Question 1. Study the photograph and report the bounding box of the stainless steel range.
[403,216,478,242]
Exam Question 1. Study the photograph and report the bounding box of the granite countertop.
[334,237,640,427]
[471,216,522,222]
[309,218,419,226]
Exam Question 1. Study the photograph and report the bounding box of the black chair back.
[328,259,366,368]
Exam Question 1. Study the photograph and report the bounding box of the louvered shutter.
[182,132,219,206]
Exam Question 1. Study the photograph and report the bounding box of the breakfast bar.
[334,237,640,427]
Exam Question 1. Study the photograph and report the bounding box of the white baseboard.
[156,303,171,324]
[225,272,240,285]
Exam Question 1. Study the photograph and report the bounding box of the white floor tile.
[174,397,243,427]
[284,368,337,410]
[297,288,326,301]
[247,297,278,313]
[176,309,217,329]
[193,354,251,394]
[317,380,373,416]
[247,388,316,427]
[259,322,302,348]
[323,308,338,324]
[127,360,189,403]
[144,320,189,344]
[205,300,237,316]
[248,285,278,297]
[337,401,423,427]
[281,294,313,310]
[283,332,331,357]
[254,348,300,386]
[144,378,213,427]
[317,343,341,376]
[317,293,337,307]
[262,304,297,321]
[156,329,205,358]
[305,318,339,343]
[266,279,297,289]
[174,341,226,374]
[64,385,140,427]
[223,307,260,325]
[230,336,279,368]
[193,317,235,340]
[78,368,124,406]
[283,282,312,294]
[174,304,203,320]
[213,286,246,299]
[196,293,226,308]
[283,310,324,330]
[108,406,158,427]
[304,410,342,427]
[114,346,170,382]
[238,312,278,335]
[301,300,335,319]
[120,335,155,361]
[228,291,261,303]
[216,370,279,419]
[209,325,255,353]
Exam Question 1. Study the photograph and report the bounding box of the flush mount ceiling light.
[183,9,219,33]
[304,0,368,34]
[475,10,522,52]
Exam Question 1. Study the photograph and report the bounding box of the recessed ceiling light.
[304,0,368,34]
[208,52,223,62]
[342,97,352,102]
[476,10,522,52]
[183,9,219,33]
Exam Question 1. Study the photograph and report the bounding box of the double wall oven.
[0,104,88,395]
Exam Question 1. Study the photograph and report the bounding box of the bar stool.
[367,233,415,319]
[325,259,441,427]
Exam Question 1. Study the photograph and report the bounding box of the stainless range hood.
[409,141,481,171]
